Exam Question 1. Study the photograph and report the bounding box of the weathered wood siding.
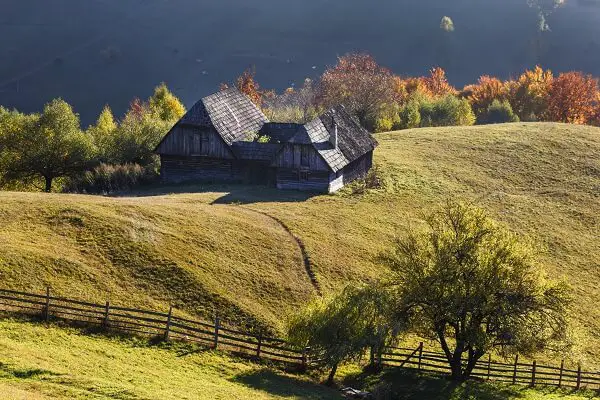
[160,155,242,183]
[272,144,330,171]
[157,125,234,159]
[342,151,373,185]
[275,169,330,192]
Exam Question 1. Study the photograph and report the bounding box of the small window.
[300,146,310,167]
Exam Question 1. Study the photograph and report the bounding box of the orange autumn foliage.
[236,68,265,107]
[425,67,457,97]
[508,66,554,121]
[464,76,509,117]
[546,72,599,124]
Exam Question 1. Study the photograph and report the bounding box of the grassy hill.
[2,318,598,400]
[1,122,599,363]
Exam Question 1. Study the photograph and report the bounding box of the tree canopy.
[384,202,572,380]
[0,99,95,192]
[287,283,398,385]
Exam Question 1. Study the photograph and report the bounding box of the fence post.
[44,287,51,323]
[487,354,491,380]
[103,301,110,328]
[558,359,564,388]
[576,363,581,390]
[417,342,424,371]
[256,333,262,359]
[512,354,519,385]
[164,306,173,341]
[213,315,220,350]
[531,360,536,387]
[300,346,310,373]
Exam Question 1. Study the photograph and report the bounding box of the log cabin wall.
[342,151,373,185]
[160,155,243,183]
[156,125,234,159]
[275,169,330,192]
[272,144,330,171]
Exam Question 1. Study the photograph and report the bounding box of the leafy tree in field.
[287,284,399,385]
[508,66,554,121]
[440,16,455,32]
[400,99,422,129]
[424,67,457,97]
[546,72,599,125]
[0,99,95,192]
[110,101,170,166]
[527,0,565,32]
[480,99,520,124]
[463,76,509,120]
[88,105,117,162]
[318,53,400,130]
[149,83,186,122]
[384,202,572,381]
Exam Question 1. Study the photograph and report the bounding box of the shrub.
[464,76,509,118]
[400,100,421,129]
[480,99,520,124]
[373,117,394,133]
[63,163,158,194]
[507,66,553,121]
[405,95,475,128]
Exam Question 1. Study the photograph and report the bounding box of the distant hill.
[1,122,599,364]
[1,1,600,123]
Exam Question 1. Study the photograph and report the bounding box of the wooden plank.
[164,306,173,341]
[0,288,48,299]
[44,287,50,322]
[559,359,564,388]
[0,295,46,306]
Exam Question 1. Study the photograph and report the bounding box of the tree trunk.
[450,358,464,381]
[326,363,339,386]
[44,176,53,193]
[462,350,483,380]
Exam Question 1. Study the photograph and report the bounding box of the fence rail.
[0,288,308,368]
[383,343,600,390]
[1,287,598,391]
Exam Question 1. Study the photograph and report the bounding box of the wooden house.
[154,88,378,192]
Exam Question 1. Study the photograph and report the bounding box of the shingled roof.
[156,89,377,172]
[177,87,268,144]
[303,106,378,172]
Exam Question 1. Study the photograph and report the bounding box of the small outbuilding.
[154,88,378,193]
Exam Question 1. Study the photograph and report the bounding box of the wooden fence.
[382,343,600,390]
[0,288,308,369]
[1,287,598,391]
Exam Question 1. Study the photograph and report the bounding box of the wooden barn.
[154,88,378,193]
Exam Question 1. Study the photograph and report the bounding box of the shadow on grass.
[113,182,317,204]
[342,368,527,400]
[0,362,62,379]
[232,369,342,399]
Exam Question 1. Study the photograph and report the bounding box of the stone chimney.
[330,117,338,148]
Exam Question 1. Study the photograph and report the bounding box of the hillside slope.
[1,122,599,360]
[1,318,596,400]
[0,318,340,400]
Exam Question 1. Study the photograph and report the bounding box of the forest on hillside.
[1,0,599,122]
[1,52,599,195]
